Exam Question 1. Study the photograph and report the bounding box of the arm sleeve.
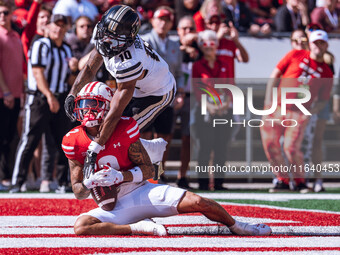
[30,40,48,67]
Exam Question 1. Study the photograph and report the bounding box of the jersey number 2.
[118,50,132,62]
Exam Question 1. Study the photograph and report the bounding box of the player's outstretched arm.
[95,79,137,146]
[70,48,103,96]
[127,139,155,182]
[69,159,91,200]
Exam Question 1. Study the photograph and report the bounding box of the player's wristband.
[128,166,143,183]
[88,141,103,154]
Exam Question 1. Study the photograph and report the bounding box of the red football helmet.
[74,81,114,127]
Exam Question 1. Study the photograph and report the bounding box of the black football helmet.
[95,5,140,58]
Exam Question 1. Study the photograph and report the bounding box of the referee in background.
[10,14,79,193]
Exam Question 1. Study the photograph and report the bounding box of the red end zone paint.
[0,199,97,216]
[1,199,339,227]
[1,247,340,255]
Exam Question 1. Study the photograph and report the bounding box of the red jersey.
[192,56,234,103]
[276,49,333,110]
[216,38,237,78]
[62,117,140,172]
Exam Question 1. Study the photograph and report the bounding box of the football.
[90,185,118,211]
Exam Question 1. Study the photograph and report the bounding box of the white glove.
[140,138,168,164]
[82,172,100,189]
[95,165,124,186]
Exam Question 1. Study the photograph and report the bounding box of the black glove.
[83,150,98,180]
[64,94,76,122]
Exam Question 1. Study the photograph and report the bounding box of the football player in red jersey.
[62,81,272,236]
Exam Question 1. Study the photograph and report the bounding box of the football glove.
[83,150,97,180]
[82,171,100,189]
[96,165,124,186]
[64,94,76,122]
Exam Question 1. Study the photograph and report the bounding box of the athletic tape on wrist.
[88,141,103,154]
[129,166,143,183]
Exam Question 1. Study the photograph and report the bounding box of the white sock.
[129,222,141,234]
[228,220,248,235]
[129,219,153,234]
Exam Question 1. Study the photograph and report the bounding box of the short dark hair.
[0,1,11,11]
[75,15,93,27]
[40,4,53,15]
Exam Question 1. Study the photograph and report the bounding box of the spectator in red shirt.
[193,0,223,32]
[192,30,233,191]
[204,13,249,78]
[260,30,333,193]
[0,1,24,190]
[21,1,52,63]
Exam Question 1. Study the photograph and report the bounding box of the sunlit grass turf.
[214,198,340,212]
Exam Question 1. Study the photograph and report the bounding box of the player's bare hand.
[217,23,230,40]
[47,94,60,113]
[182,33,197,45]
[229,22,239,41]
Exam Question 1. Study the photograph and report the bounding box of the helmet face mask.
[95,5,140,58]
[74,82,114,127]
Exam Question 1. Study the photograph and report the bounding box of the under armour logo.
[113,142,121,148]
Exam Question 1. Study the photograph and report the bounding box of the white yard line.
[1,236,340,248]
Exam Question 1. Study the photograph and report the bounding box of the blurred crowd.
[1,0,340,193]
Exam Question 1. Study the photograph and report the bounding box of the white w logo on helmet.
[74,81,114,127]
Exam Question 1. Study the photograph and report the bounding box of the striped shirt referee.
[11,14,77,193]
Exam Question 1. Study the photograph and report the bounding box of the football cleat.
[229,221,272,236]
[130,219,167,236]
